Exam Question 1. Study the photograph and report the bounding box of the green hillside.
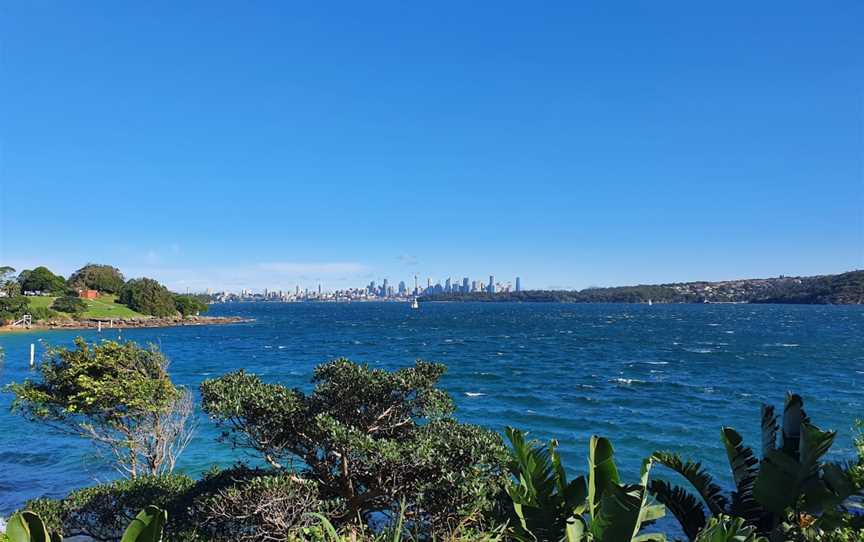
[27,294,146,319]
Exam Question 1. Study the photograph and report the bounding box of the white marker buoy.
[98,320,102,332]
[30,343,35,368]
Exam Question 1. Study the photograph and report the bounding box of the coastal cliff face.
[419,270,864,304]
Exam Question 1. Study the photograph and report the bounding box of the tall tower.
[414,274,418,295]
[515,277,521,292]
[488,275,495,294]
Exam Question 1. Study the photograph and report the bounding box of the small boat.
[647,299,653,306]
[410,297,419,309]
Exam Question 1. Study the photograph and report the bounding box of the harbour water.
[1,301,863,514]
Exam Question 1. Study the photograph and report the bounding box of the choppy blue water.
[1,302,863,516]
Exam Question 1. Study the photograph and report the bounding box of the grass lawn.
[26,294,146,319]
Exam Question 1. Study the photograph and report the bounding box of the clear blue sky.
[1,2,862,292]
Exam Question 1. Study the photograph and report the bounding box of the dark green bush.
[25,474,196,541]
[29,305,60,322]
[119,278,177,317]
[50,295,87,315]
[0,295,29,323]
[173,294,209,317]
[190,466,326,542]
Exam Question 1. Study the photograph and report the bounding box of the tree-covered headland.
[0,263,208,324]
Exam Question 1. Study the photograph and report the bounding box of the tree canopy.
[172,294,209,317]
[0,295,29,323]
[200,359,507,530]
[18,266,67,294]
[7,339,194,477]
[67,264,126,294]
[119,278,177,317]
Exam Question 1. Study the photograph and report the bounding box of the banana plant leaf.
[120,506,167,542]
[5,511,53,542]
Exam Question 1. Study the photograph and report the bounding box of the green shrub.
[119,278,177,317]
[200,359,508,534]
[28,305,59,322]
[0,296,29,323]
[25,474,195,541]
[172,294,209,317]
[190,466,325,542]
[50,296,87,315]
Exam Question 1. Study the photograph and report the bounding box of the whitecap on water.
[465,392,486,397]
[278,346,287,349]
[610,377,643,385]
[644,361,669,365]
[684,348,714,354]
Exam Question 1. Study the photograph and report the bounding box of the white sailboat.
[410,297,419,309]
[647,299,653,306]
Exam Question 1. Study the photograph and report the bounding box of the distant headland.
[419,270,864,305]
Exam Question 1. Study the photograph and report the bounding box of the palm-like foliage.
[649,393,859,540]
[504,427,665,542]
[692,516,768,542]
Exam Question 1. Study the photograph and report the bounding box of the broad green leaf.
[5,511,51,542]
[120,506,167,542]
[588,435,620,521]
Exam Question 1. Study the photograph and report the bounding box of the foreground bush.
[192,467,325,542]
[200,359,508,534]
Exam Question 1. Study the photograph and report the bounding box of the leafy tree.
[18,266,67,294]
[0,265,21,297]
[119,278,177,317]
[67,264,126,294]
[172,294,209,317]
[200,359,507,532]
[0,296,29,323]
[51,295,87,315]
[7,339,195,478]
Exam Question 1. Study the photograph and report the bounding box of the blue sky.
[1,2,862,292]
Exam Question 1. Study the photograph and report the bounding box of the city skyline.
[210,273,524,302]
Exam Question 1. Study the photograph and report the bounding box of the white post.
[30,343,35,367]
[98,320,102,332]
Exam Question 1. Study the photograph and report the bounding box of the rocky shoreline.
[1,315,252,332]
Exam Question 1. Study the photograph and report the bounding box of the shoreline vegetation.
[0,263,243,333]
[419,269,864,305]
[2,339,863,541]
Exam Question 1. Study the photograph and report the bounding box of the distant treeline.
[419,270,864,305]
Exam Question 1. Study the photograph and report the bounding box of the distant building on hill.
[79,289,99,299]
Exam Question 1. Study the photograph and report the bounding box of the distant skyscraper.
[471,280,477,292]
[398,281,406,294]
[488,275,495,294]
[462,277,469,292]
[414,274,419,295]
[515,277,521,292]
[445,278,451,292]
[382,278,389,297]
[318,283,322,296]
